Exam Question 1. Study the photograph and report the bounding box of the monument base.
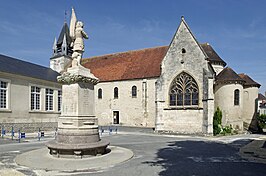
[46,139,109,158]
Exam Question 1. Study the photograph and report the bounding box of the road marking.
[7,150,20,153]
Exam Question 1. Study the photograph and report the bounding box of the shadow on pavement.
[143,140,266,176]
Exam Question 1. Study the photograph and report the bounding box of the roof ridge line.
[83,45,168,59]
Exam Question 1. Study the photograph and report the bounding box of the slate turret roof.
[238,73,261,88]
[200,43,226,66]
[215,67,245,84]
[0,54,60,82]
[57,22,72,46]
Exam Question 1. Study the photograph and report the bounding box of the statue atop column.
[70,8,88,67]
[47,8,109,158]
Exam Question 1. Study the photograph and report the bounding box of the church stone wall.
[155,19,213,134]
[95,78,156,127]
[0,72,61,132]
[214,83,243,130]
[158,109,204,133]
[242,86,259,131]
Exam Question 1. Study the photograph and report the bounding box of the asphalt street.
[0,132,265,176]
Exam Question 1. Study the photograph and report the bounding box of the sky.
[0,0,265,93]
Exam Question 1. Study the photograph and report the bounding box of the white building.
[0,54,61,132]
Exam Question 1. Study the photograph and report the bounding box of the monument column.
[46,65,109,158]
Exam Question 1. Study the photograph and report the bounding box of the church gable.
[163,17,208,71]
[155,17,215,134]
[157,17,211,102]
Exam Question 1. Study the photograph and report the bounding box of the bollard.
[54,128,58,139]
[1,127,6,138]
[11,126,14,140]
[37,128,41,141]
[109,126,112,135]
[38,128,41,141]
[18,129,20,143]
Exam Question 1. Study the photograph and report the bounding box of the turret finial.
[52,37,57,56]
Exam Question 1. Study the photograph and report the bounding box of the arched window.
[234,89,240,105]
[132,86,137,98]
[182,48,186,54]
[169,72,199,106]
[114,87,118,99]
[98,88,102,99]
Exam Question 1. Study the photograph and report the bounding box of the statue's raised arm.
[71,21,88,67]
[69,7,89,67]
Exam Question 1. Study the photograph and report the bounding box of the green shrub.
[257,114,266,129]
[220,125,233,135]
[213,107,222,135]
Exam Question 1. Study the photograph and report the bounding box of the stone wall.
[242,86,259,131]
[0,122,57,133]
[95,78,156,127]
[214,83,243,130]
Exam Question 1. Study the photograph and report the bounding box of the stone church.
[50,17,260,135]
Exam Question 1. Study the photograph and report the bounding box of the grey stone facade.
[155,18,214,134]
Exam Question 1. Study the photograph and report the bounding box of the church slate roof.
[215,67,245,84]
[238,73,261,87]
[200,43,226,66]
[0,54,60,82]
[82,46,169,82]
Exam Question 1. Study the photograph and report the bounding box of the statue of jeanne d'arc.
[69,8,88,67]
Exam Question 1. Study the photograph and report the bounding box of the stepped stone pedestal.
[46,65,109,158]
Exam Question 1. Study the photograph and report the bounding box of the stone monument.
[46,8,109,158]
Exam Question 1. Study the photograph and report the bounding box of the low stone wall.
[0,122,58,133]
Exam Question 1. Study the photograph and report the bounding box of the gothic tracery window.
[169,72,199,107]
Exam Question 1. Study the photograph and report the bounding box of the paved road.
[0,132,265,176]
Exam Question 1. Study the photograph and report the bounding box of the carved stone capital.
[57,72,99,84]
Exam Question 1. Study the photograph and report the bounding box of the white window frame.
[30,86,41,111]
[0,78,10,110]
[45,88,54,111]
